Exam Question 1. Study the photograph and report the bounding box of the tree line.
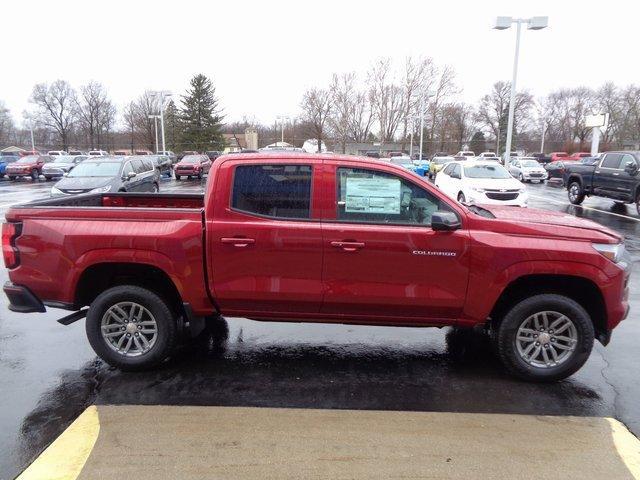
[1,60,640,154]
[0,74,224,153]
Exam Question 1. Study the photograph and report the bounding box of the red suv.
[5,155,53,181]
[174,154,212,180]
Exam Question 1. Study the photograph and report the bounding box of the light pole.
[494,16,548,162]
[150,91,172,153]
[149,115,160,153]
[276,115,289,144]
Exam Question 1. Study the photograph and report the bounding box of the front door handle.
[221,237,255,247]
[331,241,365,252]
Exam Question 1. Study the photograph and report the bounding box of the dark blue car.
[0,155,20,178]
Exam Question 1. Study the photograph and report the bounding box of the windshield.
[556,153,568,158]
[433,157,453,164]
[16,155,39,163]
[53,156,75,163]
[464,164,512,179]
[522,160,541,167]
[390,158,413,167]
[0,156,18,163]
[68,162,121,177]
[181,156,200,163]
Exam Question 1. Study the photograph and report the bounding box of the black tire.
[636,194,640,216]
[0,173,4,178]
[44,176,52,181]
[496,294,594,382]
[187,175,191,180]
[8,176,16,181]
[31,170,39,181]
[197,172,203,180]
[567,181,585,205]
[85,285,177,371]
[457,192,466,203]
[152,183,159,193]
[175,175,181,180]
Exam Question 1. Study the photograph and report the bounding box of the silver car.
[508,157,548,183]
[41,155,88,180]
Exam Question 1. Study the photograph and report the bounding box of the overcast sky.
[2,0,637,127]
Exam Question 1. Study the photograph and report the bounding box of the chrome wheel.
[515,311,578,369]
[100,302,158,357]
[568,184,580,202]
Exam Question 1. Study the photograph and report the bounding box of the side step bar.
[57,309,88,326]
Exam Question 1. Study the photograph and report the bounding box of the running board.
[57,309,88,326]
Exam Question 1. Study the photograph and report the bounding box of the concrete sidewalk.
[18,405,640,479]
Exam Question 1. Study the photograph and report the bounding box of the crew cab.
[2,153,631,382]
[564,151,640,214]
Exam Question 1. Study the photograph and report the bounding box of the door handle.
[221,237,255,247]
[331,241,365,252]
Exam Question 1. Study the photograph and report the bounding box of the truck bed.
[5,192,212,314]
[19,192,204,210]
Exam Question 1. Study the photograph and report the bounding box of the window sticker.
[345,176,401,214]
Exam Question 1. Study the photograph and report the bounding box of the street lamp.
[150,91,172,153]
[276,115,289,144]
[148,115,160,153]
[494,16,548,162]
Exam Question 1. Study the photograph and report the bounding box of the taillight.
[2,222,22,269]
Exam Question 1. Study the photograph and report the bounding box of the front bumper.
[522,172,548,181]
[466,191,528,207]
[3,282,45,313]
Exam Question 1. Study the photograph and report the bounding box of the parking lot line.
[16,406,99,480]
[15,405,640,479]
[529,194,640,223]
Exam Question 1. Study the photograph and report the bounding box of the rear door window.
[131,159,145,173]
[601,154,622,169]
[232,164,312,219]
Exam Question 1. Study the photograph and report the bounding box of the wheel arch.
[488,274,607,344]
[75,262,183,315]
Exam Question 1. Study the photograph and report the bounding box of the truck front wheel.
[496,294,594,382]
[567,181,585,205]
[636,193,640,215]
[86,285,177,371]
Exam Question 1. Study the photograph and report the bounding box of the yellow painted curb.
[608,418,640,478]
[17,406,100,480]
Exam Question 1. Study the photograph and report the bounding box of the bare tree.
[123,102,137,153]
[367,58,405,143]
[426,65,457,153]
[329,72,357,153]
[300,88,332,152]
[30,80,77,150]
[0,101,15,146]
[349,90,374,143]
[400,56,436,146]
[76,81,115,150]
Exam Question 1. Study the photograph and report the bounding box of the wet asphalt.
[0,175,638,480]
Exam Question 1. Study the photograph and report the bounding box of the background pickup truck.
[2,153,631,381]
[564,151,640,214]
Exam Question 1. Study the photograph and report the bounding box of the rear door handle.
[331,241,365,252]
[221,237,255,247]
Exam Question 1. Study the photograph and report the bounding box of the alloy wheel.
[100,302,158,357]
[515,311,578,369]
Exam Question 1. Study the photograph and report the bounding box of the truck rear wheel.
[567,181,585,205]
[86,285,177,371]
[496,294,594,382]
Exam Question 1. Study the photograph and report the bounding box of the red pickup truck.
[2,153,631,381]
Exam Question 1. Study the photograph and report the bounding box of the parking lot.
[0,175,639,479]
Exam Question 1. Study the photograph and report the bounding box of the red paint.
[3,153,631,336]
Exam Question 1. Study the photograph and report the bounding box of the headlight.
[592,242,625,263]
[518,188,526,193]
[471,187,485,193]
[90,185,112,193]
[50,186,63,195]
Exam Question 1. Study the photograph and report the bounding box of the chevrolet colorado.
[2,153,632,381]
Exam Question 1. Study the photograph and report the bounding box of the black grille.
[485,192,519,201]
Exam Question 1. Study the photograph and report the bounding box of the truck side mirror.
[624,162,638,175]
[431,211,461,231]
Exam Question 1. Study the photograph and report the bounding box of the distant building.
[1,146,26,154]
[223,128,259,153]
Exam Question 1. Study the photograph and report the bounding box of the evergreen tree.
[163,100,181,152]
[180,74,224,151]
[469,131,486,154]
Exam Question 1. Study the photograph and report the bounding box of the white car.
[88,150,109,156]
[455,150,475,159]
[435,160,528,207]
[47,150,68,156]
[508,158,548,183]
